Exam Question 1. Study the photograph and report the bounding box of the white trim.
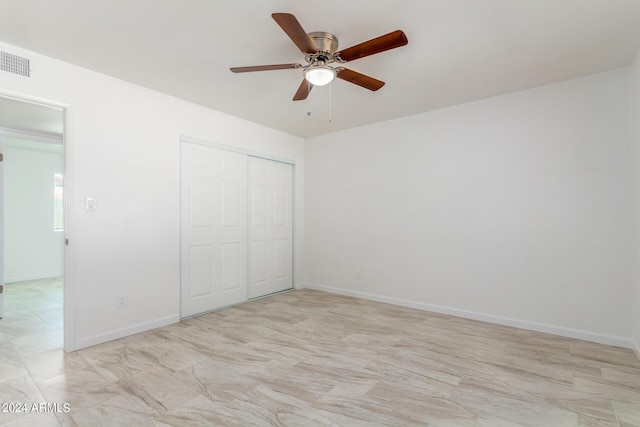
[299,283,635,350]
[0,127,62,144]
[67,314,179,352]
[180,135,295,165]
[4,273,62,283]
[178,139,183,319]
[291,162,298,290]
[0,91,69,110]
[62,105,74,352]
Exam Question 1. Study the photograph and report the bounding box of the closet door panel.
[248,157,293,299]
[181,142,247,317]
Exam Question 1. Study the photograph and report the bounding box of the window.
[54,173,63,231]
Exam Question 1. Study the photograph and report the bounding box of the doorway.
[0,95,65,355]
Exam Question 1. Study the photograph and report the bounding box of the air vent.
[1,51,30,77]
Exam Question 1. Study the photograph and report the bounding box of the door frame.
[179,135,296,317]
[0,90,73,351]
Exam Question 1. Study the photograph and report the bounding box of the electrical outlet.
[355,269,361,279]
[117,294,128,308]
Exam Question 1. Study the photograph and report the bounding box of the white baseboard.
[66,314,179,352]
[299,283,635,350]
[5,273,62,283]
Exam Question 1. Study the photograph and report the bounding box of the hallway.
[0,277,62,357]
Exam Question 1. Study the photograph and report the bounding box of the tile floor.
[0,280,639,426]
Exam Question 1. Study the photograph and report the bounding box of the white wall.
[1,38,634,352]
[0,41,305,351]
[3,139,63,282]
[633,50,640,357]
[305,68,634,347]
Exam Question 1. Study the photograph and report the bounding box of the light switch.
[85,196,97,211]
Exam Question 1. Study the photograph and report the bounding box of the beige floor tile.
[2,281,640,426]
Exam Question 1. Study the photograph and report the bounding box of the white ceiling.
[1,0,639,138]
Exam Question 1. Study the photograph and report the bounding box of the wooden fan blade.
[230,63,301,73]
[272,13,317,54]
[293,79,313,101]
[336,68,385,91]
[336,30,408,62]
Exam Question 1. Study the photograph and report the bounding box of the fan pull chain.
[329,82,333,124]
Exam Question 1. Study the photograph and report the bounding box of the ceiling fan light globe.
[304,66,335,86]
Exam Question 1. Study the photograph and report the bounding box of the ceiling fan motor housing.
[307,32,339,62]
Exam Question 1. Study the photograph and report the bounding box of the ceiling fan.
[230,13,408,101]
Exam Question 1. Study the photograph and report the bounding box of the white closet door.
[248,157,293,299]
[181,142,247,317]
